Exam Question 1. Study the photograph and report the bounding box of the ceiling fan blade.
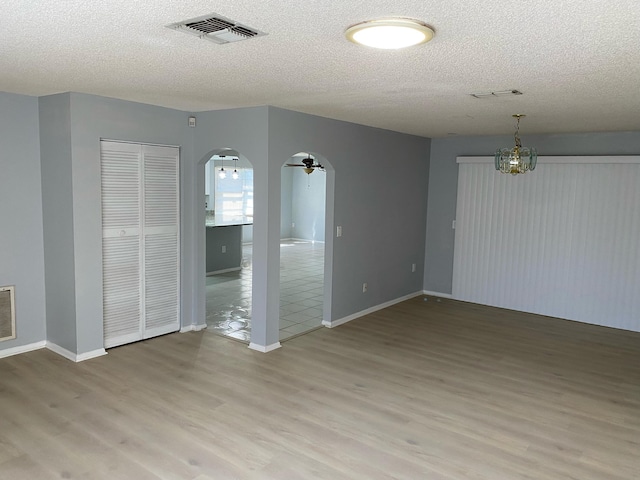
[285,163,305,167]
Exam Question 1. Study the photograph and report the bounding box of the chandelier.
[495,114,537,175]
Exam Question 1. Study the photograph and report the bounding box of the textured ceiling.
[1,0,639,138]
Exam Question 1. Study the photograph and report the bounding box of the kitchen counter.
[205,216,252,275]
[206,215,253,228]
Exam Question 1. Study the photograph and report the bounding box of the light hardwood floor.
[1,296,639,479]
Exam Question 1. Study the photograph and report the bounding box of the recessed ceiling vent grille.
[166,13,267,45]
[0,286,16,342]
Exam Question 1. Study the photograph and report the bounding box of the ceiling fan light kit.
[345,18,434,49]
[286,155,325,175]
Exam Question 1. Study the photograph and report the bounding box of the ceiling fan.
[285,155,324,175]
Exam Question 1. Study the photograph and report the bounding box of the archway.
[201,148,255,342]
[279,152,331,340]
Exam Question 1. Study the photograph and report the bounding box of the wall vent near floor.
[0,286,16,342]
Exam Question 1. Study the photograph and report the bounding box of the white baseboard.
[248,342,281,353]
[281,238,325,245]
[76,348,108,362]
[0,340,46,359]
[46,342,107,362]
[206,267,241,276]
[289,238,325,244]
[423,290,453,299]
[180,323,208,333]
[324,291,423,328]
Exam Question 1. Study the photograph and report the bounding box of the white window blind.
[453,156,640,332]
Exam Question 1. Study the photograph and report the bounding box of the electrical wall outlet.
[221,245,226,253]
[336,226,342,237]
[411,263,416,272]
[362,282,367,293]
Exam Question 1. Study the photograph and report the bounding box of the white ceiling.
[2,0,639,138]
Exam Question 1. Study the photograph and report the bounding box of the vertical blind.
[453,156,640,332]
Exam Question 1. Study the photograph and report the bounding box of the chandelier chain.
[514,115,523,148]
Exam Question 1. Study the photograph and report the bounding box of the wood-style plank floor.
[1,296,639,479]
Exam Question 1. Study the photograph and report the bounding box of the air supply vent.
[166,13,267,44]
[0,286,16,342]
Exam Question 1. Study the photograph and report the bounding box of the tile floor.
[205,240,324,342]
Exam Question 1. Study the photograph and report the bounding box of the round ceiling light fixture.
[345,18,434,49]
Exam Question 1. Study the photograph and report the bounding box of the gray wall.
[191,107,272,344]
[3,89,431,355]
[424,131,640,294]
[191,106,430,346]
[281,166,293,238]
[40,93,193,355]
[39,94,78,351]
[0,92,46,351]
[267,108,431,321]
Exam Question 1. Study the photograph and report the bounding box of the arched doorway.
[279,152,329,340]
[202,149,254,342]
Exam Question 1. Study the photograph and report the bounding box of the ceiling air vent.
[166,13,267,44]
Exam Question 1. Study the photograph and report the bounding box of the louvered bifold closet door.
[142,145,180,338]
[101,141,180,348]
[101,141,143,348]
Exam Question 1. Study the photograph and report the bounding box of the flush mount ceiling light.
[345,18,434,49]
[495,114,537,175]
